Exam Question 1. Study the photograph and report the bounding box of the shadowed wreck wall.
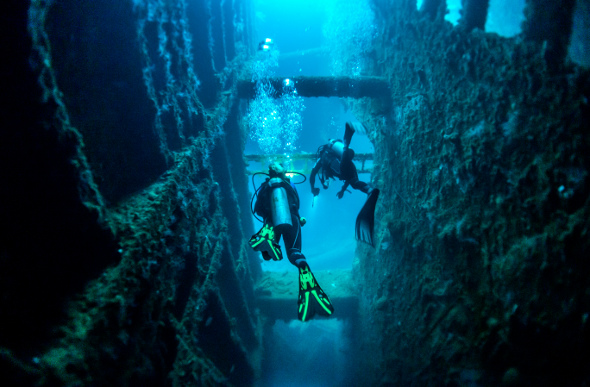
[351,0,590,385]
[1,0,260,385]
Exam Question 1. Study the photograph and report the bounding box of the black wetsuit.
[254,177,307,268]
[310,142,371,196]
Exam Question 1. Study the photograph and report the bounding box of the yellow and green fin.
[297,265,334,322]
[249,224,282,261]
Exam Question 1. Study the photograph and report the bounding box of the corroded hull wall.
[353,0,590,385]
[1,0,260,385]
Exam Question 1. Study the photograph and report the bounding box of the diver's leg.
[283,214,307,268]
[340,157,356,182]
[344,122,355,148]
[349,177,373,194]
[291,236,334,321]
[340,123,356,175]
[279,213,334,321]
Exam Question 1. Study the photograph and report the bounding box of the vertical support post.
[420,0,447,21]
[522,0,577,71]
[459,0,490,31]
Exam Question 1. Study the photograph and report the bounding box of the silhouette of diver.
[310,122,380,246]
[249,162,334,322]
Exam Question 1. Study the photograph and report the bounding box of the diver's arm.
[337,181,350,199]
[310,160,321,196]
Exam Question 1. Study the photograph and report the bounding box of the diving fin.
[355,188,380,246]
[344,121,367,147]
[297,264,334,322]
[343,121,355,148]
[249,224,283,261]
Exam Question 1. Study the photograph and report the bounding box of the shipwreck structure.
[1,0,589,385]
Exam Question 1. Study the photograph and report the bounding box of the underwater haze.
[248,2,373,383]
[248,0,376,274]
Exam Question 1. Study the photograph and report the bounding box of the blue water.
[248,0,375,274]
[247,0,526,274]
[247,97,372,274]
[247,2,373,385]
[247,1,526,386]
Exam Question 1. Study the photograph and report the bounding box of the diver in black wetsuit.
[309,122,380,246]
[252,162,305,266]
[310,122,373,199]
[249,162,334,322]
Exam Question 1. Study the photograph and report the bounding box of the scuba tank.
[328,121,357,159]
[329,138,355,166]
[328,139,345,158]
[269,177,292,233]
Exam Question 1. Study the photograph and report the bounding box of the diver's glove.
[312,187,320,197]
[336,189,345,199]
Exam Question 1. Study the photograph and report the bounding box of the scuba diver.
[249,162,334,322]
[310,121,380,246]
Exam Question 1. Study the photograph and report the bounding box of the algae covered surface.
[1,0,260,385]
[350,2,590,385]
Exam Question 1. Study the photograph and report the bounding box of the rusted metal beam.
[244,153,374,175]
[238,76,390,99]
[244,153,373,162]
[255,269,358,323]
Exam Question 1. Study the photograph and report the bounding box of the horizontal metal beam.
[246,168,373,176]
[244,153,373,176]
[244,153,373,162]
[238,76,390,99]
[255,269,358,323]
